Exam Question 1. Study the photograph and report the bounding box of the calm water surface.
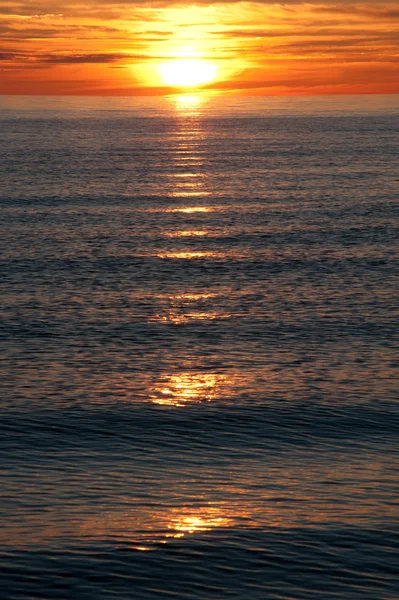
[0,94,398,599]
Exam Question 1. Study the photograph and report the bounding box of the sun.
[158,59,218,88]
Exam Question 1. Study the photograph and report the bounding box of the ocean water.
[0,93,398,599]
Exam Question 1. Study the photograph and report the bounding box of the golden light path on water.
[155,251,215,259]
[150,289,237,324]
[169,207,212,213]
[153,309,221,323]
[168,94,212,199]
[152,96,217,252]
[150,372,227,406]
[3,462,396,550]
[165,230,207,237]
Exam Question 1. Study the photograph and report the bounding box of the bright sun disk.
[159,59,218,88]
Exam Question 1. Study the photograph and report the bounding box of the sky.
[0,0,398,95]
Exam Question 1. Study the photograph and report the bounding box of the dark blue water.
[1,94,398,599]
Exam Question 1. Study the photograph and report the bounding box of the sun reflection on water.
[172,292,216,300]
[150,372,226,406]
[169,182,209,198]
[171,191,211,197]
[165,229,208,237]
[171,93,206,114]
[166,507,231,539]
[151,290,228,323]
[168,206,212,213]
[173,173,203,178]
[156,250,214,259]
[166,93,212,199]
[3,457,396,550]
[154,310,220,323]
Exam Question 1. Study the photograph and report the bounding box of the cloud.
[27,13,64,19]
[279,36,399,50]
[0,52,18,60]
[39,52,152,63]
[312,4,399,18]
[214,27,399,39]
[1,0,398,17]
[25,51,184,65]
[0,49,159,66]
[0,22,130,39]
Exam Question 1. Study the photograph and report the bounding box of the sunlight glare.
[159,59,218,88]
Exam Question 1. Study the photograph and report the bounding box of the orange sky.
[0,1,398,95]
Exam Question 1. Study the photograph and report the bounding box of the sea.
[0,93,398,599]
